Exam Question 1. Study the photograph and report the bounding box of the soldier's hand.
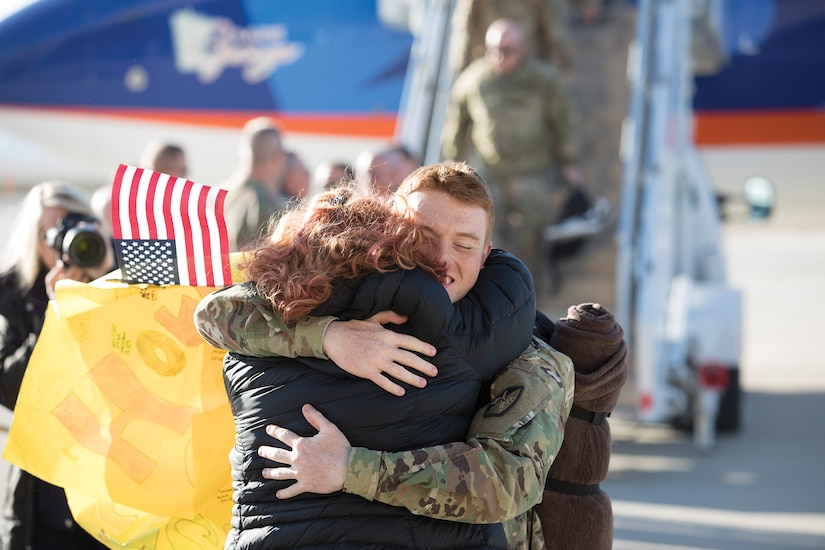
[259,404,350,498]
[323,311,438,396]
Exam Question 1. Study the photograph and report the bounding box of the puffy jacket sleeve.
[330,268,453,346]
[449,249,536,379]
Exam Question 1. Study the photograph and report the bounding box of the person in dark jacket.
[0,181,113,550]
[201,165,536,549]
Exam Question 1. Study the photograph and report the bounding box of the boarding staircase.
[395,0,638,318]
[539,1,637,319]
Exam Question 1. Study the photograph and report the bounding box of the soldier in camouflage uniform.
[223,117,290,252]
[442,18,580,296]
[195,282,574,550]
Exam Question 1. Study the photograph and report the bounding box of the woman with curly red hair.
[242,184,445,326]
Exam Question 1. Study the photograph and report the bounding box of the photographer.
[0,181,111,549]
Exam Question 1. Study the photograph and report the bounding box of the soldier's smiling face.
[403,189,491,304]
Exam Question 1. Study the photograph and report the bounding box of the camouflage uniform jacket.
[442,58,577,178]
[194,286,574,549]
[345,337,574,549]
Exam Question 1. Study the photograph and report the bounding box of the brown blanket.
[536,303,627,550]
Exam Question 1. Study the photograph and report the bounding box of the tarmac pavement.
[607,221,825,549]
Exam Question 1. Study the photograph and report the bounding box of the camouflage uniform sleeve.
[343,338,575,524]
[193,282,334,358]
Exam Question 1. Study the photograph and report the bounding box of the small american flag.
[111,164,232,287]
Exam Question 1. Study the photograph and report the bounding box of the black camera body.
[44,213,108,268]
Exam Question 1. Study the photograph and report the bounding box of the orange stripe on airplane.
[8,104,398,137]
[694,110,825,145]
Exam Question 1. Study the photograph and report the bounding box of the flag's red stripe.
[179,180,198,285]
[111,164,233,287]
[110,164,127,239]
[128,168,144,238]
[145,170,161,239]
[162,176,176,241]
[214,188,232,282]
[196,186,214,286]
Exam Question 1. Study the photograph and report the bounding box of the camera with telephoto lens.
[44,213,108,268]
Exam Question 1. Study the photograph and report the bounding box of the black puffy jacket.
[223,250,535,549]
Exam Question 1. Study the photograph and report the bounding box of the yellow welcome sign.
[4,271,241,549]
